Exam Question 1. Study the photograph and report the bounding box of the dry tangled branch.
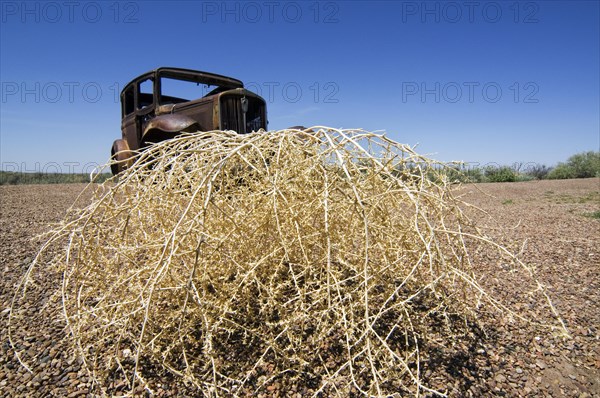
[10,127,568,397]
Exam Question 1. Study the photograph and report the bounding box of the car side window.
[122,86,135,116]
[138,78,153,110]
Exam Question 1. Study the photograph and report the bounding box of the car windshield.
[159,77,219,104]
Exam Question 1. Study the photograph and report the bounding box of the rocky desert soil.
[1,179,599,397]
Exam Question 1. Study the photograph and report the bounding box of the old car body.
[111,67,267,174]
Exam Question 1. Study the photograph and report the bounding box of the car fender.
[142,114,200,138]
[111,139,133,175]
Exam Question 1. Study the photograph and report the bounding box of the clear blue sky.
[1,1,598,173]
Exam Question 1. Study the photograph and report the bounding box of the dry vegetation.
[4,128,597,397]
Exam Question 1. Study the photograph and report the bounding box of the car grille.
[220,95,265,134]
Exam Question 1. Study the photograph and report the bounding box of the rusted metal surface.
[143,114,199,135]
[110,139,132,175]
[111,67,268,175]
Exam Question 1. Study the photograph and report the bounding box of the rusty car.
[110,67,268,175]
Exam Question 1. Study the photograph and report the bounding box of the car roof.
[121,67,244,95]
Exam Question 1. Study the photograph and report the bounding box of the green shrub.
[517,175,535,182]
[0,172,111,185]
[438,165,484,183]
[547,164,575,180]
[548,151,600,179]
[463,167,485,183]
[568,151,600,178]
[484,166,517,182]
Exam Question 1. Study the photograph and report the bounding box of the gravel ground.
[1,179,599,397]
[446,178,600,397]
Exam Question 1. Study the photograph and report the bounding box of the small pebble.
[535,360,546,370]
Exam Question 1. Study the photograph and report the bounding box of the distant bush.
[546,164,575,180]
[524,164,552,180]
[548,151,600,179]
[446,151,600,184]
[440,164,539,184]
[458,167,485,183]
[484,165,517,183]
[0,172,111,185]
[516,174,536,182]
